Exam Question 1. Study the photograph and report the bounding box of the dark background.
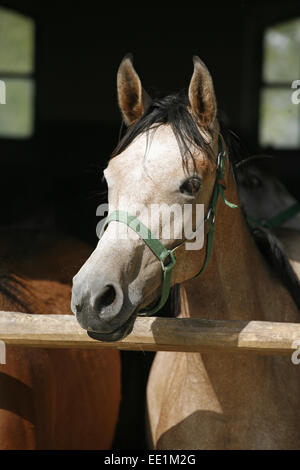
[0,0,299,449]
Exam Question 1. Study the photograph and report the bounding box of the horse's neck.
[180,166,299,323]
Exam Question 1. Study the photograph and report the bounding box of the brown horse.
[72,55,300,449]
[0,227,120,449]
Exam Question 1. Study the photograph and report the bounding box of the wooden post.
[1,311,300,356]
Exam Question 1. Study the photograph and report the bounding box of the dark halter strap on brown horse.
[246,203,300,229]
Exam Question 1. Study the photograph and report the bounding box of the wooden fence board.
[1,311,300,356]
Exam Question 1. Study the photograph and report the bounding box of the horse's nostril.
[102,285,116,306]
[94,285,116,312]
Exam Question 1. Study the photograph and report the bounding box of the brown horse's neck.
[179,161,299,323]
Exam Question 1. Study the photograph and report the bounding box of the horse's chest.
[147,351,300,449]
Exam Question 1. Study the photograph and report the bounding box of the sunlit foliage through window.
[260,18,300,149]
[0,7,35,139]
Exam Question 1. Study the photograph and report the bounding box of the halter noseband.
[99,135,238,316]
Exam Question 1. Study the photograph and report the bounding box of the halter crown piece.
[99,135,238,316]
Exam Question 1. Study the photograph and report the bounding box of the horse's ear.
[188,56,217,129]
[117,54,152,126]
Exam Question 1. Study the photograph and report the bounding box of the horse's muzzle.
[71,276,136,340]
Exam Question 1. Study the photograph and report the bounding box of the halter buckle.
[217,149,226,176]
[160,250,176,272]
[205,207,216,226]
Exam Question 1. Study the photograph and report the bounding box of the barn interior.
[0,0,299,449]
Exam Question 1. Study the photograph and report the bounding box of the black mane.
[111,91,215,172]
[111,90,249,174]
[0,269,30,312]
[0,227,48,313]
[251,227,300,310]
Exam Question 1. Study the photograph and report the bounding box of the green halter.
[246,203,300,230]
[99,135,238,316]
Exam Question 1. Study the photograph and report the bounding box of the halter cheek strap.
[191,140,238,279]
[246,203,300,229]
[99,135,238,316]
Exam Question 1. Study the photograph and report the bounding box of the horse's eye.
[248,175,262,188]
[180,177,201,195]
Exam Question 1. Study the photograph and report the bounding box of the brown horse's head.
[237,161,298,227]
[71,55,222,340]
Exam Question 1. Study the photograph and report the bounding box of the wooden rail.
[1,311,300,356]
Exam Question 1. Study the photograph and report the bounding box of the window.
[0,7,35,139]
[259,17,300,149]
